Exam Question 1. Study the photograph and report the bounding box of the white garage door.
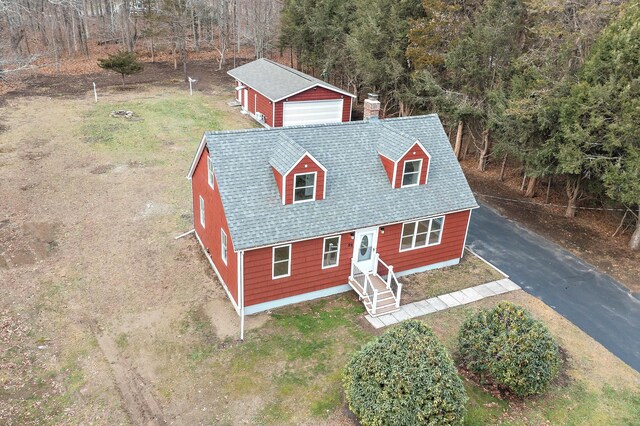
[282,99,344,127]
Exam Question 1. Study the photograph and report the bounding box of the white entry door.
[282,99,343,126]
[243,89,248,111]
[352,227,378,274]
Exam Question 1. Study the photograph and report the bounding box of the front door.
[352,227,378,274]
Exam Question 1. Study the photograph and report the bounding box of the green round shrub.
[343,320,467,426]
[458,301,560,397]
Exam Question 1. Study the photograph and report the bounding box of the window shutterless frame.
[221,229,228,265]
[400,159,422,188]
[321,235,341,269]
[207,155,215,189]
[199,195,205,228]
[272,244,292,279]
[292,171,317,203]
[399,216,445,252]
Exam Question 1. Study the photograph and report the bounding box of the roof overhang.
[186,133,208,179]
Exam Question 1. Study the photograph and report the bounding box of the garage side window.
[272,245,291,279]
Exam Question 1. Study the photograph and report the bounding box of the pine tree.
[98,51,144,87]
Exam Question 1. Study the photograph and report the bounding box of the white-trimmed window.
[400,216,444,251]
[221,229,228,265]
[199,195,205,228]
[293,172,316,203]
[401,159,422,187]
[322,236,341,269]
[207,154,215,189]
[272,244,291,279]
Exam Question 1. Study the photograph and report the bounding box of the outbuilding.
[227,58,356,127]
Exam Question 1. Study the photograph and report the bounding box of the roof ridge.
[378,121,419,143]
[262,58,315,83]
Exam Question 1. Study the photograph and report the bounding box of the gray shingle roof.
[227,58,355,101]
[269,134,307,175]
[205,115,478,251]
[376,122,424,161]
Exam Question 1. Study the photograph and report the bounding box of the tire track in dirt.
[96,333,166,426]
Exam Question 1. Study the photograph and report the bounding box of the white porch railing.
[373,254,403,308]
[351,260,379,314]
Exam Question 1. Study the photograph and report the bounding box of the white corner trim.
[194,230,240,314]
[243,283,352,315]
[187,134,208,179]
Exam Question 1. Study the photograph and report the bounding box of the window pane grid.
[322,236,340,268]
[294,173,316,202]
[273,245,291,278]
[400,216,444,250]
[402,160,421,187]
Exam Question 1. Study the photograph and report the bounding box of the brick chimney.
[363,93,380,121]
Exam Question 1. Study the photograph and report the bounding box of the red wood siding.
[243,232,352,306]
[237,82,275,127]
[242,209,471,308]
[284,154,325,204]
[192,149,239,303]
[377,210,470,272]
[254,89,274,127]
[394,142,430,188]
[272,166,283,202]
[274,86,352,127]
[379,154,395,185]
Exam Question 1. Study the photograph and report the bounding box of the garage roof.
[227,58,356,102]
[195,115,478,251]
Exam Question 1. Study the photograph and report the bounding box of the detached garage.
[228,59,355,128]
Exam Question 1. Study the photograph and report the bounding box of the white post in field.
[188,77,197,96]
[93,82,98,102]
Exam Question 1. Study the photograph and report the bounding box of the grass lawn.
[3,86,638,425]
[400,250,505,303]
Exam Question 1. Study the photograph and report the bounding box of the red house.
[187,96,478,335]
[227,58,356,127]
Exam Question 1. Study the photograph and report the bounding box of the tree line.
[279,0,639,250]
[0,0,281,78]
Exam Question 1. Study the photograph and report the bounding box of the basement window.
[293,172,316,203]
[400,216,444,251]
[401,159,422,187]
[272,244,291,279]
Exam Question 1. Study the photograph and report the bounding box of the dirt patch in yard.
[400,251,505,303]
[0,85,256,424]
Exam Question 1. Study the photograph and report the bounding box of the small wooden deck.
[348,273,400,317]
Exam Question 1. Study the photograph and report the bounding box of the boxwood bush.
[458,301,560,397]
[343,320,467,426]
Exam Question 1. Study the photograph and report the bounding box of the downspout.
[238,250,245,340]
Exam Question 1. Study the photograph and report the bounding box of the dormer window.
[294,172,316,203]
[401,159,422,188]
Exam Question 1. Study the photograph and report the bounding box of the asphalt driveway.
[467,203,640,372]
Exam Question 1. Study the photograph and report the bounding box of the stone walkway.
[365,278,522,329]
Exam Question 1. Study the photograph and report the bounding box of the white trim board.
[395,258,460,278]
[244,284,352,315]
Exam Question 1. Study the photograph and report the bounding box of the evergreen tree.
[98,51,144,87]
[556,1,640,248]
